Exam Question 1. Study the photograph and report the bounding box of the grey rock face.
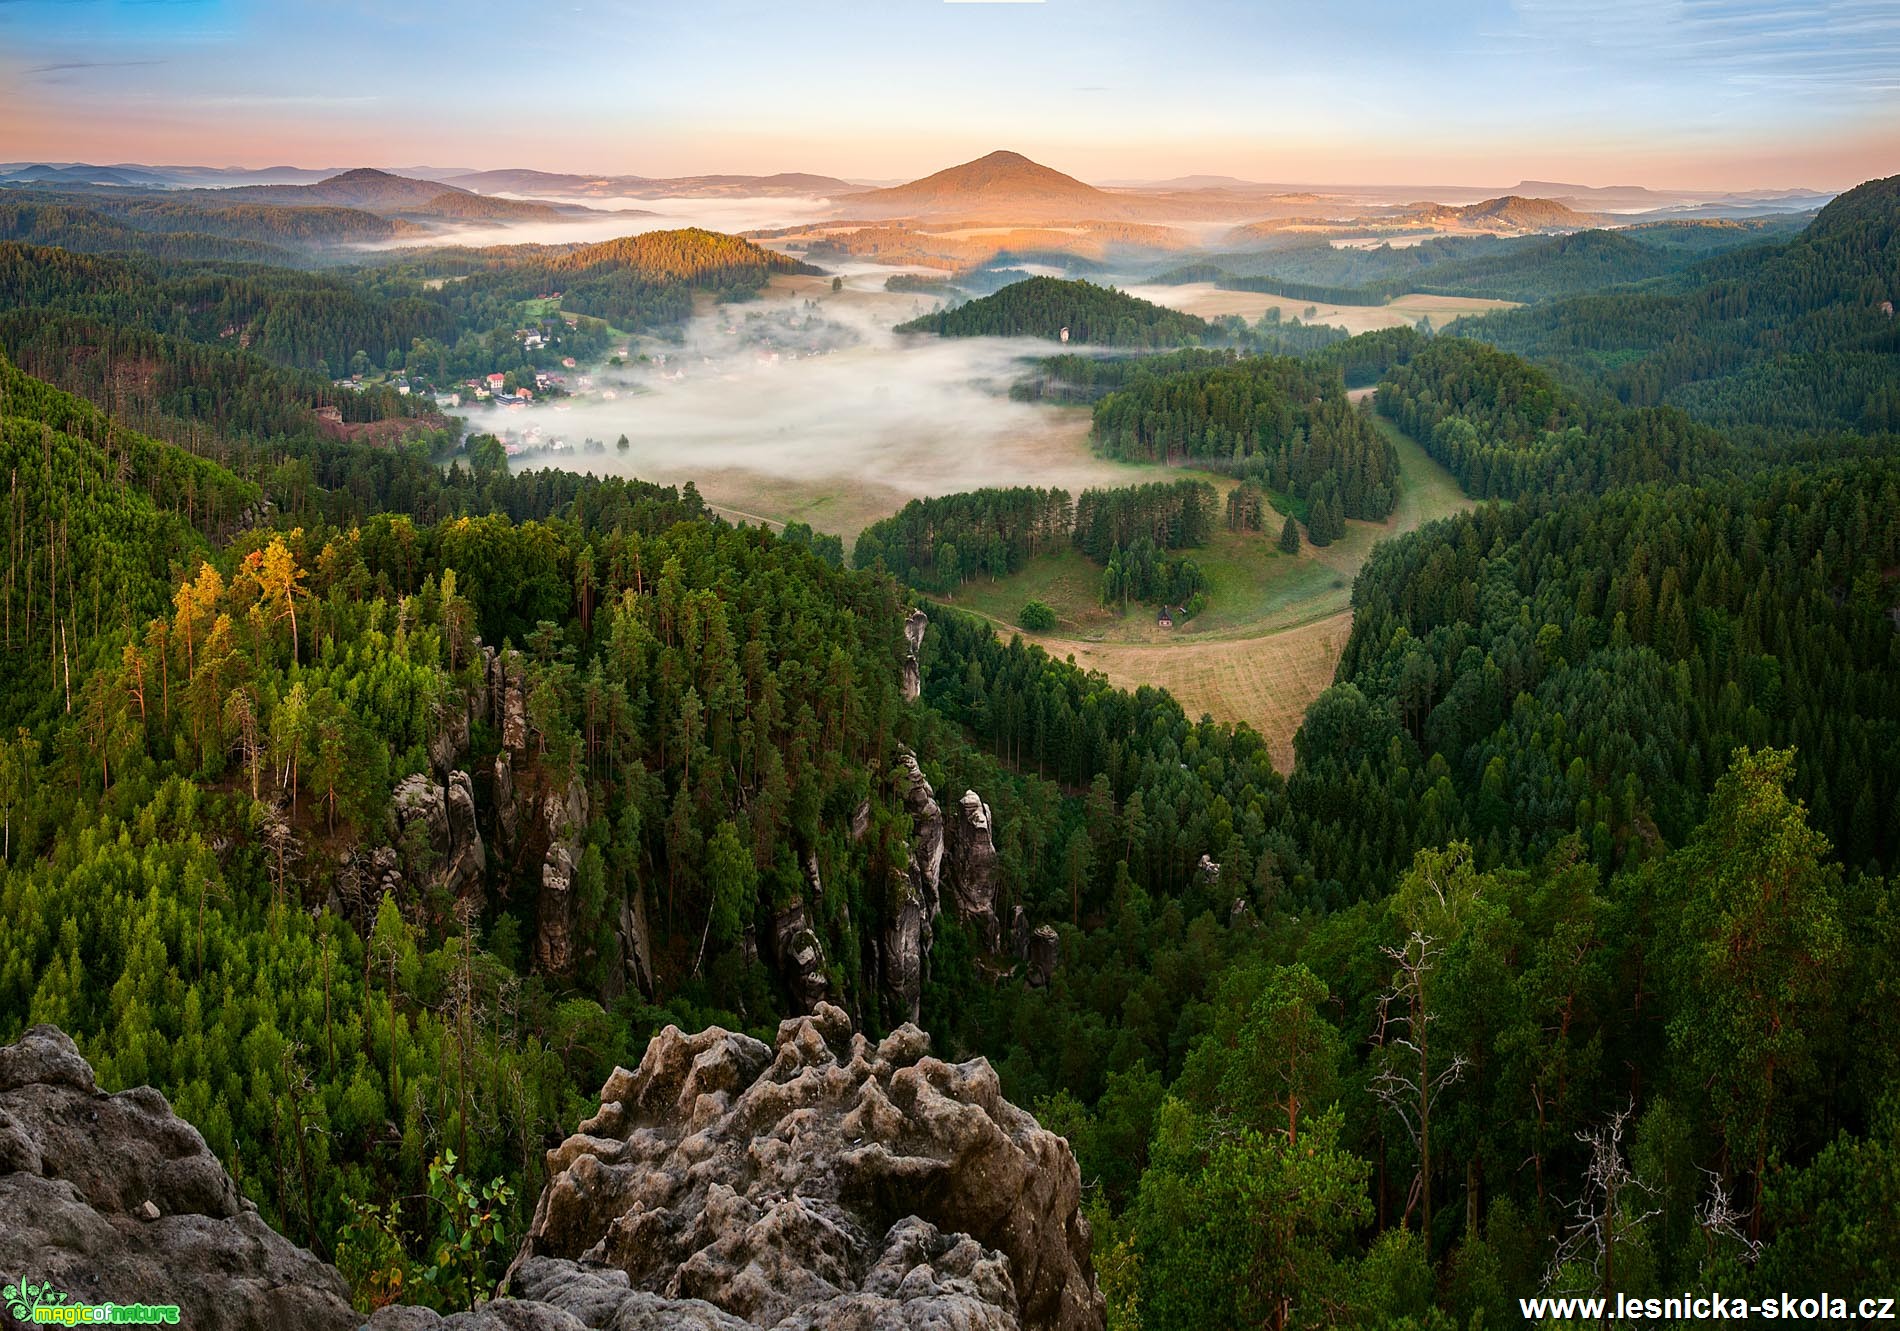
[946,789,1004,951]
[388,770,486,900]
[886,747,946,1025]
[0,1026,356,1331]
[901,609,928,703]
[1025,927,1061,988]
[428,704,471,778]
[619,890,655,999]
[770,898,833,1014]
[494,750,518,859]
[496,650,528,755]
[534,779,591,976]
[508,1004,1103,1331]
[445,772,486,893]
[4,1012,1101,1331]
[473,645,498,725]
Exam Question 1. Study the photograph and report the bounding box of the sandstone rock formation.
[770,898,833,1014]
[4,1013,1102,1331]
[493,750,519,859]
[491,648,528,756]
[901,608,928,703]
[428,704,472,778]
[946,789,1004,952]
[1025,926,1060,988]
[618,889,656,999]
[0,1026,356,1331]
[389,770,487,900]
[1010,908,1062,989]
[885,747,945,1024]
[534,778,591,976]
[505,1004,1103,1331]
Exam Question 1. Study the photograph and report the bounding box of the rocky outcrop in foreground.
[1,1011,1102,1331]
[0,1026,356,1331]
[496,1003,1103,1331]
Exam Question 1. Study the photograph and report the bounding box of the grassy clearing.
[939,502,1337,641]
[942,412,1475,769]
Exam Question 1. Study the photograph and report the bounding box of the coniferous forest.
[2,138,1899,1331]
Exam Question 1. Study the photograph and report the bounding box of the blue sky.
[2,0,1895,188]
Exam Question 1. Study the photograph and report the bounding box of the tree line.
[896,276,1209,347]
[1093,352,1400,522]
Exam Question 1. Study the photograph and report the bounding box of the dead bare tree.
[1694,1168,1762,1267]
[260,802,302,919]
[1370,927,1468,1241]
[1546,1104,1660,1304]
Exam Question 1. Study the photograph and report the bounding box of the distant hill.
[1224,194,1610,246]
[895,275,1207,347]
[0,192,424,254]
[225,167,459,209]
[199,168,590,223]
[410,190,570,223]
[0,200,300,263]
[548,228,814,281]
[0,163,160,188]
[454,227,822,330]
[1398,194,1608,232]
[848,150,1122,221]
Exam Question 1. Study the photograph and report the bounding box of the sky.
[1,0,1895,191]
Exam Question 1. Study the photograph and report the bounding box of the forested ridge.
[2,174,1900,1331]
[444,228,822,329]
[0,227,819,380]
[1092,351,1398,532]
[1156,217,1806,306]
[896,276,1209,346]
[1456,174,1900,431]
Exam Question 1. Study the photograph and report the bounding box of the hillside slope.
[896,275,1207,346]
[0,350,257,724]
[1464,172,1900,427]
[848,150,1120,220]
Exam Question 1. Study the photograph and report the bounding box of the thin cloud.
[25,58,164,73]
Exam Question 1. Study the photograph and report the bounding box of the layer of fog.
[371,194,842,251]
[459,275,1138,534]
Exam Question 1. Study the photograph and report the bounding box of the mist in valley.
[370,193,844,251]
[460,276,1150,538]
